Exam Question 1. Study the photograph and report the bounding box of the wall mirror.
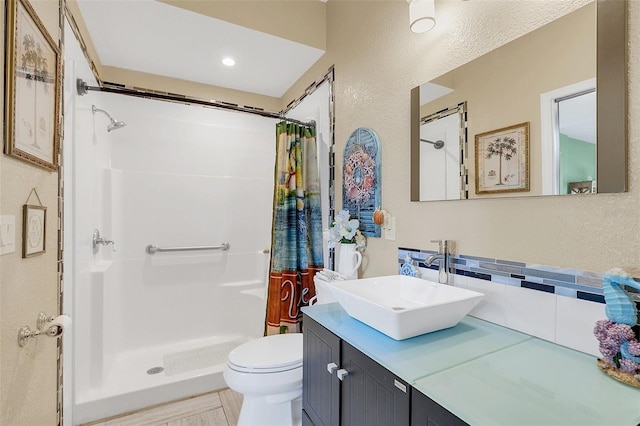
[410,0,626,201]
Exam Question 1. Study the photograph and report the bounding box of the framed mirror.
[411,0,626,201]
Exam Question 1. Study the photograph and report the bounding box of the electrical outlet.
[385,216,396,240]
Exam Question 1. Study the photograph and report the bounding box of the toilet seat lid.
[228,333,303,372]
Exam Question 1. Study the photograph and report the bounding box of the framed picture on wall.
[22,204,46,257]
[4,0,61,171]
[568,180,594,194]
[475,122,530,195]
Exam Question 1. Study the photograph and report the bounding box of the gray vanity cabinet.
[303,316,340,425]
[303,315,410,425]
[411,389,469,426]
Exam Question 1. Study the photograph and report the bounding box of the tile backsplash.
[399,247,607,303]
[397,247,639,357]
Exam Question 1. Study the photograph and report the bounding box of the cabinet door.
[303,316,341,426]
[411,389,469,426]
[341,341,410,426]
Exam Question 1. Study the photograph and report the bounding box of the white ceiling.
[75,0,325,98]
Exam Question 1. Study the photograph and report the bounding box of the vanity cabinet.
[303,316,410,425]
[411,389,468,426]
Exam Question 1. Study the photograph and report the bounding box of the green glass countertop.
[414,338,640,425]
[303,303,640,425]
[302,302,532,383]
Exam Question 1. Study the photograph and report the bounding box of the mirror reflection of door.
[419,112,462,201]
[557,90,596,194]
[540,78,596,195]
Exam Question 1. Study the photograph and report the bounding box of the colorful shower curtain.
[266,121,324,335]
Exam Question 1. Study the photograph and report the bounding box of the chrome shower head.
[107,120,127,132]
[92,105,127,132]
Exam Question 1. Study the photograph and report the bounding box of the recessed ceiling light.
[222,57,235,67]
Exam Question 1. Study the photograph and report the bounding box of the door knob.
[327,362,338,374]
[337,368,349,381]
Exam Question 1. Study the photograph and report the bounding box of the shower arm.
[420,138,445,149]
[92,105,114,122]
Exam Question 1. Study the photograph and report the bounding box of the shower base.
[74,334,251,424]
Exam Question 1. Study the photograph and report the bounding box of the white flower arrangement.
[327,210,366,252]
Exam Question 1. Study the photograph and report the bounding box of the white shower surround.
[71,93,276,423]
[65,18,331,423]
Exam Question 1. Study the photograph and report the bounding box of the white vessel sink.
[326,275,484,340]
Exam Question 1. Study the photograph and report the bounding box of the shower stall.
[64,20,331,425]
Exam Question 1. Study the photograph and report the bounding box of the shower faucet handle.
[92,229,116,254]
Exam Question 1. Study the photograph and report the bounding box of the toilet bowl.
[223,333,303,426]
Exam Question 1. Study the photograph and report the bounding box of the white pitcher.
[337,242,362,279]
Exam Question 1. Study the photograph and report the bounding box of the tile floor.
[83,389,242,426]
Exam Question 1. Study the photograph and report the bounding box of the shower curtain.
[266,121,324,335]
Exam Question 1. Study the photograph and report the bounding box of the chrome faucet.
[425,240,451,284]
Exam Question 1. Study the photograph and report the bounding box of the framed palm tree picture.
[475,122,530,194]
[4,0,61,171]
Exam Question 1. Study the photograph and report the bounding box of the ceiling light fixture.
[222,57,236,67]
[407,0,436,33]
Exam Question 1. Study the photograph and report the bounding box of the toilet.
[223,333,303,426]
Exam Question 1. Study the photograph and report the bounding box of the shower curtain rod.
[76,79,316,128]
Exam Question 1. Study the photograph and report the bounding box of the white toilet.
[223,333,303,426]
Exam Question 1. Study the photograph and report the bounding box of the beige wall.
[283,0,639,276]
[1,1,62,424]
[101,65,282,113]
[421,2,595,197]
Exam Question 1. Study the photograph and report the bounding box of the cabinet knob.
[327,362,338,374]
[337,368,349,381]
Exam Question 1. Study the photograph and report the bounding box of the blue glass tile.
[521,275,544,284]
[576,274,603,289]
[479,262,522,275]
[543,279,604,295]
[521,281,555,293]
[491,275,521,287]
[555,287,577,298]
[398,246,421,252]
[463,271,492,281]
[496,259,527,267]
[576,292,605,304]
[464,260,480,269]
[471,267,510,278]
[521,268,576,283]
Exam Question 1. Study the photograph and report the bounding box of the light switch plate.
[384,216,396,240]
[0,215,16,255]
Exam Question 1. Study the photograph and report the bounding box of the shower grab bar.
[145,242,230,255]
